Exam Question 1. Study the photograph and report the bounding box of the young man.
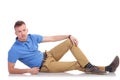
[8,20,119,75]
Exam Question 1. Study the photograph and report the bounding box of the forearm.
[42,35,71,42]
[51,35,70,41]
[9,68,30,74]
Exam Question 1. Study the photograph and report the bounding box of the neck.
[17,38,27,42]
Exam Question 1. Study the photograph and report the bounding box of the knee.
[66,39,73,46]
[66,39,77,47]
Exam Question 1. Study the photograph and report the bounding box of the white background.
[0,0,120,80]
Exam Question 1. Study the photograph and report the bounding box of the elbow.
[8,69,13,74]
[8,68,15,74]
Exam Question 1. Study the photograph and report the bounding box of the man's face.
[15,24,28,41]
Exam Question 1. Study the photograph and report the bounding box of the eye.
[23,29,26,31]
[18,31,21,33]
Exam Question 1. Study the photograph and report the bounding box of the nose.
[21,31,25,35]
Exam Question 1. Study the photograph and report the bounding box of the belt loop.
[45,50,47,53]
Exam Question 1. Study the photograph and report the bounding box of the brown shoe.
[109,56,119,72]
[85,66,106,74]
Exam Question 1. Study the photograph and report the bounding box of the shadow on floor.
[8,72,116,77]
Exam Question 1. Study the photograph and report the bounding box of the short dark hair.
[14,20,25,28]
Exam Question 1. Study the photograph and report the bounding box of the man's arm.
[42,35,78,46]
[42,35,70,42]
[8,62,39,75]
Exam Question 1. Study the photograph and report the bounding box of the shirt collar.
[15,34,30,44]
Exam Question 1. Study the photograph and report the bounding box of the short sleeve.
[8,49,19,63]
[32,34,43,43]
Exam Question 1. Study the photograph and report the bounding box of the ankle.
[105,66,112,72]
[84,62,94,69]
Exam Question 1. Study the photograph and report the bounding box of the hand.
[29,67,40,75]
[69,35,78,46]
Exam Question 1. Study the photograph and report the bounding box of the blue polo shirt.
[8,34,44,68]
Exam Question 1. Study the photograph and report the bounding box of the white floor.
[0,0,120,80]
[8,70,120,80]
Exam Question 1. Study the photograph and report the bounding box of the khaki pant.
[40,39,105,72]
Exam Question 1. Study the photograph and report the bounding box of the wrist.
[27,69,31,73]
[68,35,71,39]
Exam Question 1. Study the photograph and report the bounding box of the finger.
[37,69,40,71]
[73,39,78,46]
[71,39,75,45]
[75,41,78,46]
[75,40,78,46]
